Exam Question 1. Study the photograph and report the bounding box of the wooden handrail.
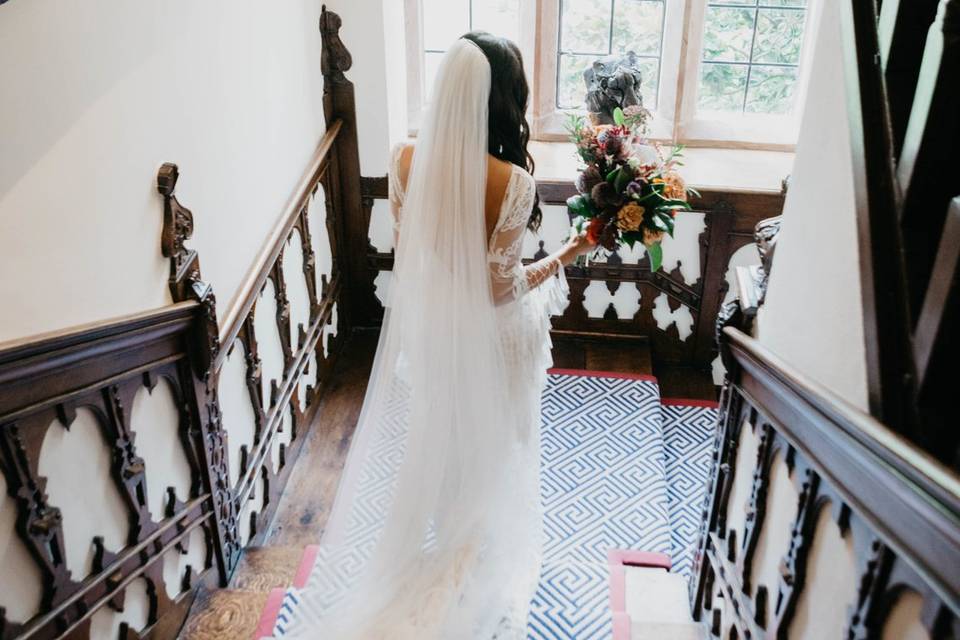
[216,119,343,369]
[724,326,960,612]
[0,301,199,367]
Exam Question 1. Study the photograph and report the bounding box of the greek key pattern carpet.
[661,401,719,580]
[269,372,717,639]
[529,371,670,640]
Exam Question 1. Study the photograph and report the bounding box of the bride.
[283,31,594,639]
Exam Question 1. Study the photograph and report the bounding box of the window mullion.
[741,6,761,112]
[607,0,615,55]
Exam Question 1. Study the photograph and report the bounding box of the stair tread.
[624,567,693,625]
[630,621,706,640]
[178,589,269,640]
[230,545,307,593]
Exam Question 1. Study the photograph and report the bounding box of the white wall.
[756,0,869,412]
[0,1,387,636]
[0,0,329,342]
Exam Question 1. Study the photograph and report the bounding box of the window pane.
[761,0,806,7]
[556,0,664,111]
[697,1,806,115]
[752,8,806,64]
[612,0,664,56]
[560,0,613,55]
[422,0,469,51]
[634,57,661,109]
[698,62,748,111]
[558,53,594,109]
[472,0,521,43]
[745,64,798,113]
[702,7,756,62]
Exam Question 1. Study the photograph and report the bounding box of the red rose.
[586,217,605,244]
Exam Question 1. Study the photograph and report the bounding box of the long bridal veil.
[284,39,537,638]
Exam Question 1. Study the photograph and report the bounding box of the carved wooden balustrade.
[0,304,222,640]
[360,176,785,372]
[693,322,960,638]
[0,7,359,638]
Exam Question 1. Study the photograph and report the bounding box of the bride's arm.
[488,223,592,305]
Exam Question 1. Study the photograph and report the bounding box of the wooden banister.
[692,326,960,635]
[216,119,343,371]
[877,0,942,156]
[914,197,960,391]
[725,327,960,537]
[897,0,960,318]
[839,0,919,434]
[0,299,222,640]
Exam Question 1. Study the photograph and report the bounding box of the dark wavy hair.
[461,31,542,232]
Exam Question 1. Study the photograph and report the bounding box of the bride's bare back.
[394,144,515,243]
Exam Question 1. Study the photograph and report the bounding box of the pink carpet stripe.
[607,549,672,570]
[609,564,627,613]
[254,588,286,640]
[547,368,659,382]
[608,549,673,640]
[612,611,632,640]
[660,397,719,408]
[293,544,320,589]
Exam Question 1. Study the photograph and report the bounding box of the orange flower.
[663,170,687,201]
[616,202,645,231]
[642,227,665,246]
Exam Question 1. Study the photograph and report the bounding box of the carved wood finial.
[320,6,353,80]
[157,163,220,371]
[158,163,199,295]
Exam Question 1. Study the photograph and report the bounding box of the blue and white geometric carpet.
[268,371,718,639]
[530,371,670,639]
[660,400,719,580]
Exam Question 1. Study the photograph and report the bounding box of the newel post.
[157,163,241,583]
[320,6,382,329]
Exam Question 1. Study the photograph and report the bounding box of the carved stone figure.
[583,51,644,125]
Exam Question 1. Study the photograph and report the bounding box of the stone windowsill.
[529,141,794,194]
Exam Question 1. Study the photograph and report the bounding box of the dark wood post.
[320,6,382,330]
[158,163,241,584]
[692,202,734,368]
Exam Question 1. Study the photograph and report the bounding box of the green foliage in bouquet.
[565,106,697,272]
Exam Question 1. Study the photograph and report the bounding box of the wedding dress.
[282,39,568,639]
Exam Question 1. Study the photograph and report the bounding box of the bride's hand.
[560,230,596,265]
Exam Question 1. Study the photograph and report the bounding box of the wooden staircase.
[178,546,304,640]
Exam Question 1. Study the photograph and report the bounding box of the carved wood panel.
[158,154,346,560]
[697,375,960,639]
[693,212,959,638]
[0,306,219,640]
[359,176,783,372]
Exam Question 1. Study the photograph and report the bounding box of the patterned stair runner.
[262,371,718,640]
[660,400,719,580]
[529,371,671,639]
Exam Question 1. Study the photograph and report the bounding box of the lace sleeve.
[488,170,563,306]
[388,143,407,246]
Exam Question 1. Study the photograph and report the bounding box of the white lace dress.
[388,143,569,635]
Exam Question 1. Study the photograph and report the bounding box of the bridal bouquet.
[566,106,696,272]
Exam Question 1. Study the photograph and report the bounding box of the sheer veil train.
[282,38,556,638]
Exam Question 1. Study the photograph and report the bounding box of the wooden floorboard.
[263,331,377,548]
